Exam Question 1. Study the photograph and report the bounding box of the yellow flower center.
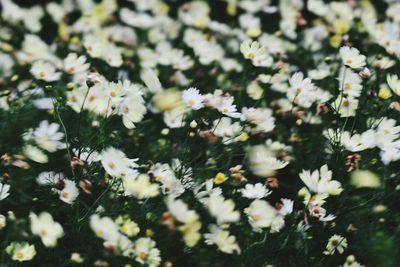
[253,214,261,221]
[187,100,194,106]
[96,229,104,236]
[16,251,24,259]
[108,162,116,170]
[139,252,148,261]
[248,52,255,60]
[40,229,47,236]
[62,192,69,199]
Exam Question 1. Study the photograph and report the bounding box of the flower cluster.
[0,0,399,266]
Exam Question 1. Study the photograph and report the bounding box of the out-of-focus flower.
[30,60,61,81]
[6,242,36,262]
[30,212,64,247]
[339,46,366,69]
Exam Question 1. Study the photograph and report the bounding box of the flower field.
[0,0,400,266]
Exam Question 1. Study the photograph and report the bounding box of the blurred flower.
[30,60,61,81]
[350,170,381,188]
[204,225,241,254]
[324,235,347,255]
[339,46,366,69]
[30,212,64,247]
[6,242,36,262]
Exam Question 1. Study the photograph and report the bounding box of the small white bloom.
[36,171,63,185]
[204,225,241,254]
[133,238,161,267]
[122,174,160,199]
[63,53,90,74]
[339,46,366,69]
[387,74,400,96]
[58,179,79,204]
[241,183,271,199]
[245,199,280,231]
[30,60,61,82]
[30,212,64,247]
[288,72,317,108]
[334,96,359,117]
[182,87,204,110]
[6,242,36,262]
[100,147,137,178]
[33,120,65,152]
[299,165,343,196]
[90,215,120,242]
[206,192,240,225]
[324,235,348,255]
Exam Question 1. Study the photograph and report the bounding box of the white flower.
[204,225,241,254]
[166,197,201,247]
[150,163,184,196]
[241,183,271,199]
[334,96,359,117]
[194,179,222,204]
[339,68,363,98]
[182,87,204,110]
[299,165,343,196]
[387,74,400,96]
[206,192,240,225]
[63,53,89,74]
[279,198,294,216]
[133,238,161,267]
[287,72,317,108]
[140,68,163,93]
[376,117,400,148]
[122,174,160,199]
[30,212,64,247]
[245,199,280,231]
[380,141,400,165]
[58,179,79,204]
[339,46,366,69]
[30,60,61,82]
[33,120,65,152]
[90,215,120,242]
[36,171,63,185]
[118,82,147,129]
[0,183,10,201]
[100,147,137,178]
[212,117,242,143]
[340,132,365,152]
[23,145,48,163]
[324,235,348,255]
[240,41,269,66]
[6,242,36,262]
[241,107,275,133]
[166,196,199,224]
[248,145,289,177]
[217,99,241,118]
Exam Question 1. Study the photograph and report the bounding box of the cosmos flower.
[182,87,204,110]
[30,60,61,82]
[30,212,64,247]
[339,46,366,69]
